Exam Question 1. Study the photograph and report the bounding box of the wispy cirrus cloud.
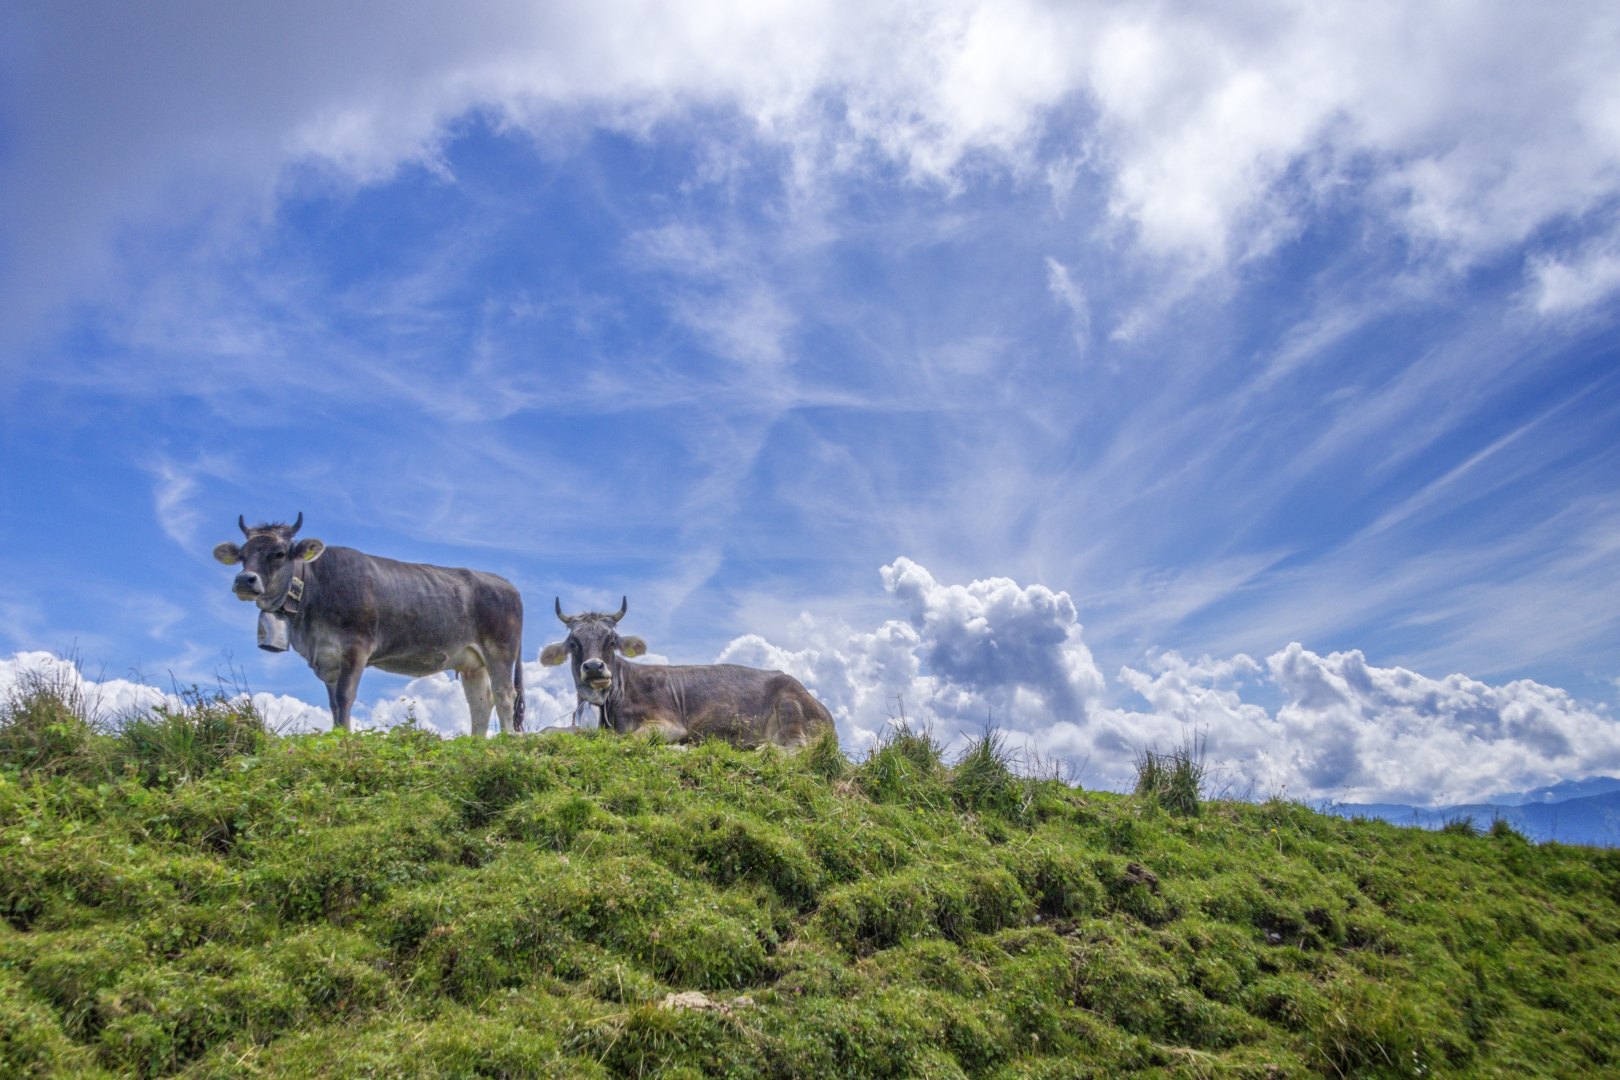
[1532,242,1620,316]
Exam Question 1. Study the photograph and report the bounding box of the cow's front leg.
[637,717,689,743]
[327,648,369,733]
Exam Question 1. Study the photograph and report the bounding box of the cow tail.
[513,642,526,733]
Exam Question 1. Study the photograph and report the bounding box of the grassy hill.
[3,675,1620,1079]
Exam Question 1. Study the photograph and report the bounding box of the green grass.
[3,681,1620,1078]
[1133,733,1207,818]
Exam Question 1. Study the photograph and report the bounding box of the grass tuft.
[1133,730,1206,816]
[1441,814,1481,838]
[858,718,948,807]
[0,664,102,778]
[1491,815,1526,841]
[951,724,1027,820]
[801,728,849,781]
[113,686,267,787]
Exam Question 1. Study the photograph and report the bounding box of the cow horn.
[288,512,302,537]
[555,598,574,624]
[610,596,627,623]
[239,515,249,537]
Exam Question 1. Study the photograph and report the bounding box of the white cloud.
[145,452,241,550]
[6,0,1618,352]
[0,650,329,732]
[719,557,1109,752]
[361,659,583,736]
[333,652,672,737]
[7,547,1618,804]
[1264,643,1620,806]
[715,560,1620,803]
[1530,243,1620,315]
[0,650,583,740]
[1044,255,1091,355]
[634,223,797,375]
[250,693,333,734]
[149,462,202,547]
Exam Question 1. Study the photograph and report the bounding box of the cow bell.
[257,610,291,653]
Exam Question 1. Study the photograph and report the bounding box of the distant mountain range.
[1322,777,1620,846]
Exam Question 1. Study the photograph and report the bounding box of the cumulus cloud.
[0,650,330,732]
[6,558,1615,804]
[716,560,1620,804]
[0,650,588,739]
[719,556,1108,752]
[362,659,586,736]
[6,0,1619,348]
[1262,644,1620,805]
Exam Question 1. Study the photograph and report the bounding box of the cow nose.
[233,572,263,595]
[581,659,606,676]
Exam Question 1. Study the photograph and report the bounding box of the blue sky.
[3,1,1619,800]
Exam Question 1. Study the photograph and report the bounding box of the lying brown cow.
[539,598,833,749]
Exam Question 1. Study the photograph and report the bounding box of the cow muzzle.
[580,659,611,691]
[233,572,265,600]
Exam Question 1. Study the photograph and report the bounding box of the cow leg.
[639,718,689,743]
[775,702,814,751]
[485,646,518,735]
[778,688,832,751]
[327,651,368,733]
[760,707,783,749]
[461,662,495,739]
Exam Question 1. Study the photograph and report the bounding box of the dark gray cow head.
[213,514,326,607]
[540,598,647,710]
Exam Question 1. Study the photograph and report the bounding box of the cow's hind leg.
[461,660,495,738]
[768,703,812,752]
[768,691,828,752]
[484,645,519,735]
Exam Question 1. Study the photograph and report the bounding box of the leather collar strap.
[279,560,306,615]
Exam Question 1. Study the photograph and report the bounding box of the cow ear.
[540,643,569,667]
[213,542,242,565]
[619,636,648,658]
[293,538,325,562]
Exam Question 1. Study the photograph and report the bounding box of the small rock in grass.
[662,991,716,1011]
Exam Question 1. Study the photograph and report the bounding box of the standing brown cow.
[214,514,524,735]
